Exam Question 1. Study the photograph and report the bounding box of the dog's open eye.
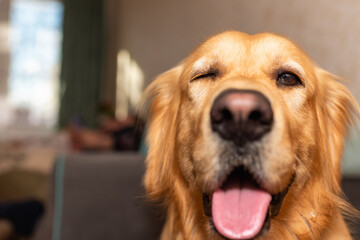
[191,70,219,82]
[276,72,303,87]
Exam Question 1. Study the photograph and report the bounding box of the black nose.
[210,89,273,146]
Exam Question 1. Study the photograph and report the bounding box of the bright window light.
[6,0,63,131]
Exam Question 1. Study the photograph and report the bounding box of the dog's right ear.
[140,65,182,200]
[315,67,359,181]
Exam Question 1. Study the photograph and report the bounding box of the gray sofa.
[34,153,163,240]
[33,153,360,240]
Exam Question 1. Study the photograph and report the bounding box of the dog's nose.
[210,89,273,146]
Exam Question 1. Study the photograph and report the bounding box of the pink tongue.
[212,176,271,240]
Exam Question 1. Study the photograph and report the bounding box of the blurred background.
[0,0,359,239]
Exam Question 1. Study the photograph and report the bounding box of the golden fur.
[141,31,359,240]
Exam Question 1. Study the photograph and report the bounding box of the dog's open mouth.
[203,167,293,240]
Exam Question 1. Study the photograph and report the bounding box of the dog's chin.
[202,167,293,240]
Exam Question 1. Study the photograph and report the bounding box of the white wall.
[108,0,360,174]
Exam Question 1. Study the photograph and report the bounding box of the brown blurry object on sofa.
[0,220,13,240]
[69,115,143,152]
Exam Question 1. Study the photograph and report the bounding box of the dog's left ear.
[140,65,183,200]
[315,67,359,179]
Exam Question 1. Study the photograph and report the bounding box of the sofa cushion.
[35,153,163,240]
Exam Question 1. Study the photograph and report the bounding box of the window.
[0,0,63,133]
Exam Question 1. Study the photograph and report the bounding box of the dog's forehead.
[190,32,304,72]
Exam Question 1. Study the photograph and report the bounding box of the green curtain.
[58,0,103,128]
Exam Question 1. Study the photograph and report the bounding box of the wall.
[115,0,360,89]
[106,0,360,174]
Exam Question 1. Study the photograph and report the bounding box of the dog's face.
[143,32,357,239]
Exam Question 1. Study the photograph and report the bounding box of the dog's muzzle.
[203,89,293,239]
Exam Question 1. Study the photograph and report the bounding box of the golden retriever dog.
[141,31,359,240]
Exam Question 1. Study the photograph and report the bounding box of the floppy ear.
[315,67,359,181]
[140,66,182,200]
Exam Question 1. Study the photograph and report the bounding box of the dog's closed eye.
[191,69,220,82]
